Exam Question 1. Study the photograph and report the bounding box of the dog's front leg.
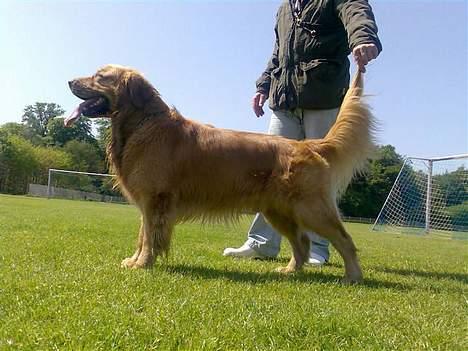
[121,217,144,268]
[132,211,156,269]
[128,193,174,269]
[263,210,309,274]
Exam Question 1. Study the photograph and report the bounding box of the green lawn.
[0,194,467,350]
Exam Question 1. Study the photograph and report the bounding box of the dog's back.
[118,72,375,225]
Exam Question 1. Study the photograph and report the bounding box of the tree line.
[1,102,406,218]
[0,102,111,195]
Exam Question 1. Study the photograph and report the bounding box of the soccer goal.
[372,154,468,238]
[34,168,126,203]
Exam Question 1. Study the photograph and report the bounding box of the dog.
[66,64,376,283]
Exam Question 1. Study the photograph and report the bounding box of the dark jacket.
[256,0,382,111]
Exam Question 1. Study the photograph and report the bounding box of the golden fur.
[68,64,376,283]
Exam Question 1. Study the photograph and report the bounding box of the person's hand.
[252,92,267,118]
[353,43,379,73]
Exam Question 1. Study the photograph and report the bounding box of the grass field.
[0,194,467,350]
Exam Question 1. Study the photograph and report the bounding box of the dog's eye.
[96,73,112,84]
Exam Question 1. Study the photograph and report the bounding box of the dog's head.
[66,64,157,126]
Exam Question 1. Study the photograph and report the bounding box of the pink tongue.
[64,106,82,127]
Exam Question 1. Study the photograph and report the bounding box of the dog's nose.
[68,80,74,88]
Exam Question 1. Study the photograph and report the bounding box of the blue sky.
[0,0,466,159]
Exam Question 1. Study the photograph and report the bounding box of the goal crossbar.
[48,168,115,178]
[47,168,116,199]
[410,154,468,162]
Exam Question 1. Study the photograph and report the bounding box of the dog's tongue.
[64,106,82,127]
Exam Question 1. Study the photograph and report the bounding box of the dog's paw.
[131,257,154,269]
[274,266,296,274]
[121,257,137,269]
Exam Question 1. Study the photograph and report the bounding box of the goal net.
[32,168,126,203]
[372,154,468,238]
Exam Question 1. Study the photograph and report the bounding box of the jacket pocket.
[296,59,348,109]
[268,67,284,109]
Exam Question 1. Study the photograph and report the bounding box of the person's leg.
[223,110,303,258]
[245,213,282,257]
[302,107,340,263]
[303,108,339,139]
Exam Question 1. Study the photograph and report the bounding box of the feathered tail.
[318,71,377,197]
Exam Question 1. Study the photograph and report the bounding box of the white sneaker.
[223,241,264,258]
[307,252,327,266]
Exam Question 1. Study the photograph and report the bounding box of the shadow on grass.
[373,266,468,284]
[324,261,467,285]
[327,263,468,284]
[161,263,411,291]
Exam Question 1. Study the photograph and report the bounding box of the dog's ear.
[125,73,155,109]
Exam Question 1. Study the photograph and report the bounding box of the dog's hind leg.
[330,225,363,284]
[152,203,175,260]
[297,200,363,283]
[326,224,362,284]
[263,210,310,274]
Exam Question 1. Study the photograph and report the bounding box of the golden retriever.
[66,64,375,283]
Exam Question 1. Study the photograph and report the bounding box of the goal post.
[372,154,468,238]
[43,168,125,203]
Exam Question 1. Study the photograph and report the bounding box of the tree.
[47,117,95,147]
[433,166,467,207]
[0,122,27,137]
[33,146,72,185]
[95,118,111,153]
[0,132,75,194]
[63,140,104,173]
[0,122,42,145]
[340,145,404,218]
[0,135,8,191]
[0,135,39,194]
[446,201,468,228]
[22,102,65,138]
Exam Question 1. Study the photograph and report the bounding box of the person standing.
[223,0,382,264]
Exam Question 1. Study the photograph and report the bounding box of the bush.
[0,135,73,194]
[446,201,468,229]
[32,146,72,185]
[0,135,39,194]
